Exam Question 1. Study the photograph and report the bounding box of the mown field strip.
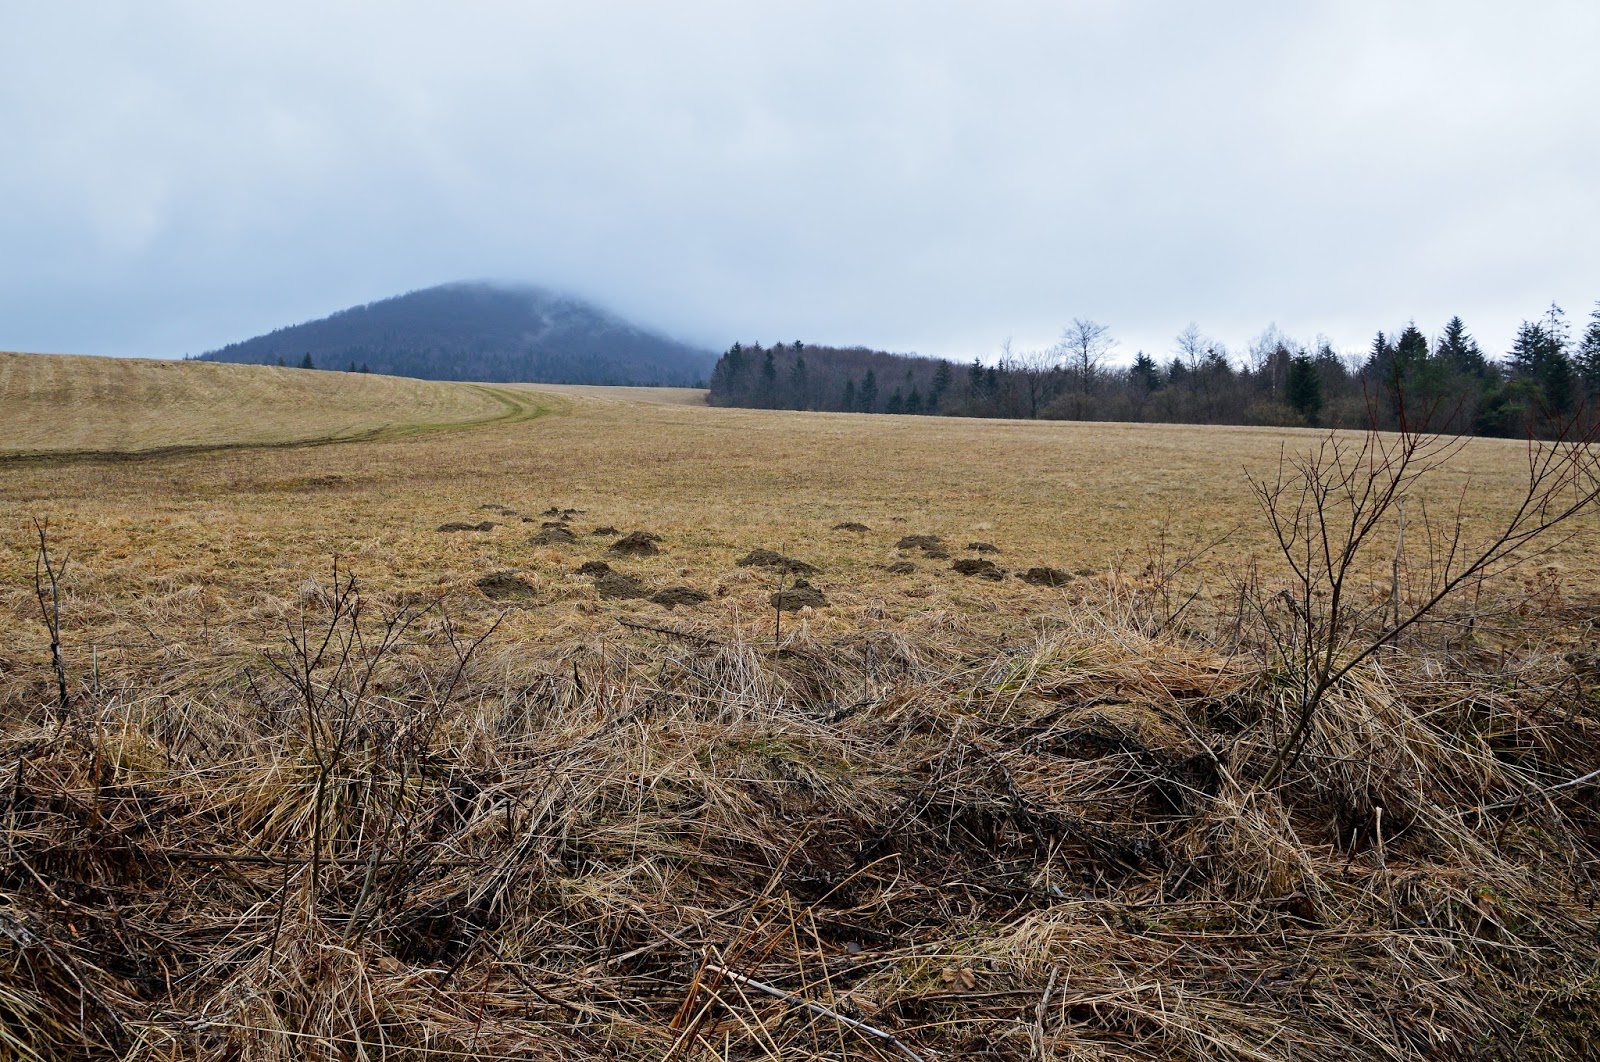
[0,352,559,457]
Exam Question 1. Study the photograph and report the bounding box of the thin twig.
[703,959,930,1062]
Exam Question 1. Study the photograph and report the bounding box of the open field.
[0,352,553,456]
[3,354,1600,1060]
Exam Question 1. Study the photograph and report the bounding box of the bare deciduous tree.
[1057,318,1114,419]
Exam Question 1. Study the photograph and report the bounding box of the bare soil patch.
[650,586,711,609]
[531,525,578,545]
[594,569,646,599]
[770,579,829,610]
[1019,565,1071,587]
[474,570,535,600]
[608,531,663,556]
[737,548,820,574]
[952,558,1005,579]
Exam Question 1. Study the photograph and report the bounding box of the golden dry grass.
[2,357,1595,661]
[4,354,1600,1060]
[0,352,553,455]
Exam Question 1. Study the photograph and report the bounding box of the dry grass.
[3,354,1600,1059]
[0,353,554,455]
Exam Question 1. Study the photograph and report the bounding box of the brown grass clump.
[4,357,1600,1058]
[3,566,1600,1059]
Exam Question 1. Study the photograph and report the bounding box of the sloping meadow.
[3,567,1599,1061]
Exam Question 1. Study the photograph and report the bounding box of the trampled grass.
[3,354,1600,1060]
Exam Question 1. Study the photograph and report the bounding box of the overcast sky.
[3,1,1597,365]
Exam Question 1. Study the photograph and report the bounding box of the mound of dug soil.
[737,549,819,574]
[594,570,645,599]
[966,541,1000,554]
[650,586,711,609]
[575,560,612,576]
[474,571,534,600]
[896,534,943,551]
[608,531,662,556]
[952,558,1005,580]
[833,521,870,532]
[591,526,619,536]
[1020,566,1071,587]
[885,561,917,574]
[531,526,577,545]
[437,520,497,533]
[770,579,828,610]
[542,507,584,518]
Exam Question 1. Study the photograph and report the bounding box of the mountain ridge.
[198,282,717,387]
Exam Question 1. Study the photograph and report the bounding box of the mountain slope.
[198,282,716,386]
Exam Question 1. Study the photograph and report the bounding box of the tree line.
[706,303,1600,437]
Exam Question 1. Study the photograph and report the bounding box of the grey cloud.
[2,1,1596,363]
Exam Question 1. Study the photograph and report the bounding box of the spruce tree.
[1131,352,1160,392]
[1286,353,1323,424]
[1510,318,1577,417]
[860,370,878,413]
[931,360,953,411]
[760,350,777,408]
[1578,303,1600,396]
[1437,316,1487,377]
[788,355,808,410]
[299,352,315,370]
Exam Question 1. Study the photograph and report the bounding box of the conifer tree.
[1286,353,1323,424]
[1578,303,1600,396]
[1437,316,1488,376]
[931,360,952,411]
[1510,316,1576,417]
[789,355,809,409]
[760,350,777,408]
[1131,352,1160,391]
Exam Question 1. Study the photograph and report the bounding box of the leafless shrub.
[1246,420,1600,786]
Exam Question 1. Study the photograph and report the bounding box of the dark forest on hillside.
[198,283,717,387]
[708,304,1600,437]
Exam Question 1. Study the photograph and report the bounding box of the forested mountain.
[708,303,1600,439]
[198,282,717,386]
